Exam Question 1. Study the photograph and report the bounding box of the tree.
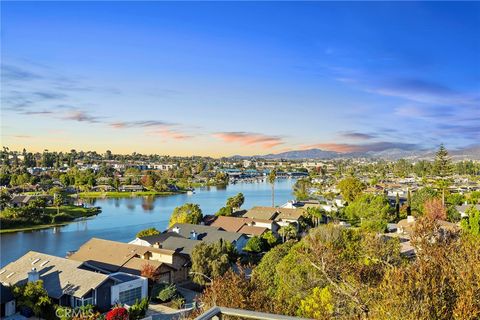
[337,176,366,203]
[395,193,400,220]
[279,224,298,243]
[423,198,447,221]
[168,203,203,227]
[460,206,480,237]
[53,192,66,215]
[190,240,236,285]
[136,227,160,238]
[344,194,393,231]
[244,236,264,253]
[140,262,158,281]
[293,178,312,201]
[12,280,53,317]
[215,206,233,217]
[261,230,279,248]
[268,169,277,207]
[433,144,453,177]
[226,193,245,211]
[411,187,438,216]
[252,241,296,298]
[298,286,335,319]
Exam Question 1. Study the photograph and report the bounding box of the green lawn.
[0,205,101,234]
[77,191,184,198]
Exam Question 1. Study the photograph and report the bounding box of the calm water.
[1,179,295,266]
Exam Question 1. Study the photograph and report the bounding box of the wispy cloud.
[11,135,33,139]
[109,120,174,129]
[62,109,102,123]
[338,131,376,140]
[367,78,477,106]
[1,64,42,81]
[214,132,284,149]
[302,141,419,153]
[148,128,193,140]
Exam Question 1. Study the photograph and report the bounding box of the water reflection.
[1,179,295,266]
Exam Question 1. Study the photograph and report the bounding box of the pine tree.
[433,144,453,177]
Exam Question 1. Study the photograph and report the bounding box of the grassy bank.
[77,191,185,198]
[0,205,101,234]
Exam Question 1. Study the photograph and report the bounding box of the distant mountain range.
[232,145,480,161]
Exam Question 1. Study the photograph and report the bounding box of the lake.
[0,179,295,266]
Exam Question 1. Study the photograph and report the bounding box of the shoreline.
[76,190,187,198]
[0,206,101,234]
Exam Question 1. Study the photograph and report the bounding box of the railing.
[194,306,311,320]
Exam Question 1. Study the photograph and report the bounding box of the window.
[118,287,142,306]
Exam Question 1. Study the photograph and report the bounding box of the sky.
[1,1,479,157]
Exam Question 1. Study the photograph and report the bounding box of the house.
[397,216,459,236]
[168,223,249,253]
[129,231,183,247]
[10,195,53,208]
[455,204,480,218]
[69,238,189,284]
[1,284,15,317]
[118,185,144,192]
[210,216,278,236]
[0,251,148,311]
[243,206,306,228]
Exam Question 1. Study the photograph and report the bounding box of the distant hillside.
[245,145,480,161]
[259,149,340,159]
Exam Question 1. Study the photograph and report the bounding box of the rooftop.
[0,251,108,299]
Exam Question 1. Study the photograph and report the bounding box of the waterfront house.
[69,238,189,284]
[118,185,144,192]
[210,216,278,236]
[0,251,148,311]
[167,223,249,253]
[243,206,306,228]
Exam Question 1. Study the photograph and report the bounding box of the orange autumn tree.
[423,198,447,220]
[141,263,158,281]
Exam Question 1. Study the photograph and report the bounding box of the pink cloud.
[148,128,192,140]
[213,132,284,149]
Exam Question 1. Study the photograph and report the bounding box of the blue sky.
[1,1,479,156]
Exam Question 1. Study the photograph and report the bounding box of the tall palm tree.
[268,168,277,207]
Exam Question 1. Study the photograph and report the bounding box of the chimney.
[407,215,415,223]
[28,268,40,283]
[190,230,197,240]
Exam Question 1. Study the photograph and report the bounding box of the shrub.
[128,298,149,320]
[51,212,73,223]
[170,297,185,309]
[152,283,179,303]
[105,307,128,320]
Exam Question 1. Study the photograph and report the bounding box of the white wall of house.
[110,276,148,306]
[128,238,151,247]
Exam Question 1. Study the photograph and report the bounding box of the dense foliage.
[168,203,203,227]
[190,239,237,285]
[199,223,480,319]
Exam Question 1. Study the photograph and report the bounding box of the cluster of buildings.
[0,205,310,316]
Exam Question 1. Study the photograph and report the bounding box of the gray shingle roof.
[0,251,108,299]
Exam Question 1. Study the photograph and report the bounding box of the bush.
[170,297,185,309]
[128,298,149,320]
[152,283,178,302]
[106,307,128,320]
[51,212,73,223]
